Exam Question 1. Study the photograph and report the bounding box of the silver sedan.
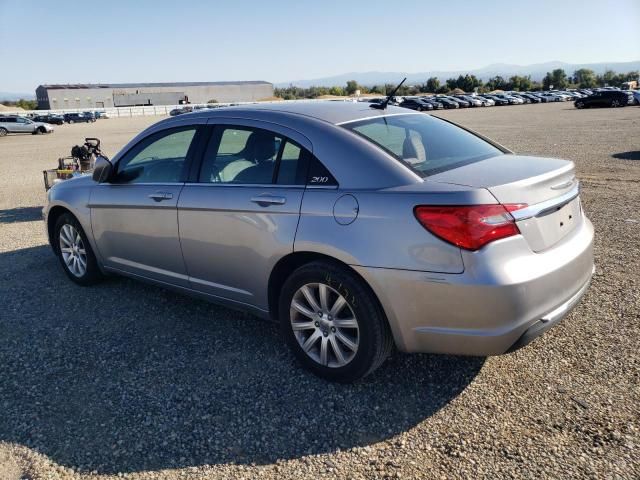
[44,102,594,382]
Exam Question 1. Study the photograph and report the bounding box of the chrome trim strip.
[511,183,580,221]
[183,183,304,189]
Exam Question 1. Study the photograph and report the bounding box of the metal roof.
[39,81,271,90]
[195,101,418,125]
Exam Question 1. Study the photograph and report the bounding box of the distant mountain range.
[278,60,640,88]
[0,91,34,101]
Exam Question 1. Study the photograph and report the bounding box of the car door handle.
[250,195,286,206]
[148,192,173,201]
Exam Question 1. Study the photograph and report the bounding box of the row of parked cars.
[28,111,110,125]
[373,87,639,112]
[0,110,112,136]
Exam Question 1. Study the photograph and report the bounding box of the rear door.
[177,121,311,309]
[90,123,204,286]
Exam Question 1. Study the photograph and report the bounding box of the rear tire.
[54,213,104,286]
[279,261,393,383]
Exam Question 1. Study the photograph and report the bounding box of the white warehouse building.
[35,81,274,110]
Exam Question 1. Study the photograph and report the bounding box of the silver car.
[43,102,594,382]
[0,115,54,136]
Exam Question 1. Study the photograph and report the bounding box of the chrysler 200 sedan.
[44,102,594,382]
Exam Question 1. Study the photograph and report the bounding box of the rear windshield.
[342,114,503,177]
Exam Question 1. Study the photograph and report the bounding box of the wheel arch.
[47,205,73,252]
[267,251,388,329]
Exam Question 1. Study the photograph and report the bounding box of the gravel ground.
[0,102,638,479]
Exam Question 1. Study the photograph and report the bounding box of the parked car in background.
[419,97,445,110]
[32,114,64,125]
[494,94,522,105]
[429,96,458,109]
[0,115,54,136]
[574,90,630,108]
[455,95,483,107]
[43,101,594,382]
[443,96,470,108]
[510,93,531,104]
[94,111,110,119]
[63,113,94,124]
[514,93,540,103]
[399,98,434,111]
[481,94,509,105]
[537,92,563,102]
[473,96,495,106]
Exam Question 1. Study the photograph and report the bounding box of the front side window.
[115,127,197,184]
[342,114,502,177]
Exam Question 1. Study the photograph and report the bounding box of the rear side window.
[199,126,314,186]
[342,114,502,177]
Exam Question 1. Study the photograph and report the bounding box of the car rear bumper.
[353,214,594,356]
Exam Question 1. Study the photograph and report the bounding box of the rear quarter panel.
[295,183,497,273]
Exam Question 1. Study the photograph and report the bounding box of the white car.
[549,92,573,101]
[0,115,54,136]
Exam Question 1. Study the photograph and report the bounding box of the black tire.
[54,213,104,286]
[575,101,584,109]
[611,99,621,108]
[0,127,7,137]
[279,261,393,383]
[68,120,74,124]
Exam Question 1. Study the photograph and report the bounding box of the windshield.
[342,114,503,177]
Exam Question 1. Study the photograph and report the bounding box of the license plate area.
[516,197,582,252]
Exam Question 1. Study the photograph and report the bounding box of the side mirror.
[92,156,113,183]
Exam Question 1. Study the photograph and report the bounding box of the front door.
[90,125,200,286]
[178,124,310,309]
[14,117,33,133]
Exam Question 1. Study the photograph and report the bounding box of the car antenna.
[370,77,407,110]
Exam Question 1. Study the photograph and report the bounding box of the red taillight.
[414,204,526,251]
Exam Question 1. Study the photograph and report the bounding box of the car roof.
[181,101,414,125]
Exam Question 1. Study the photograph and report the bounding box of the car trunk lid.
[427,154,582,252]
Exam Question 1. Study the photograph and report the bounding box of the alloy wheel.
[59,224,87,277]
[290,283,360,368]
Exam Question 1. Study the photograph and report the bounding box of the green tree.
[572,69,597,88]
[345,80,359,95]
[508,75,532,91]
[14,99,38,110]
[543,69,568,90]
[485,76,507,91]
[445,78,458,91]
[424,77,440,93]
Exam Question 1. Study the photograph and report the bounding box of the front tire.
[279,261,393,383]
[54,213,103,285]
[611,99,621,107]
[0,127,8,137]
[575,101,585,109]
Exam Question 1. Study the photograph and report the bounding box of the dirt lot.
[0,103,638,479]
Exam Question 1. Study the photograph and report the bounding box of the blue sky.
[0,0,638,92]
